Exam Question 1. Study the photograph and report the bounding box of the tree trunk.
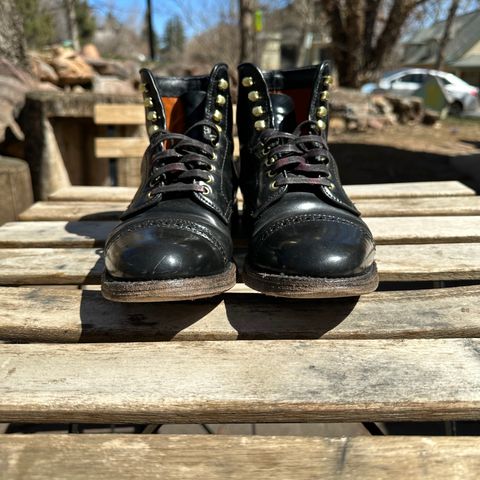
[323,0,429,87]
[239,0,256,63]
[434,0,460,70]
[64,0,80,50]
[0,0,27,68]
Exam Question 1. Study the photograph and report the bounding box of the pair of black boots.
[101,62,378,302]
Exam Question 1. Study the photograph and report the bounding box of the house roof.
[403,9,480,66]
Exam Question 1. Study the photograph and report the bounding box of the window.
[398,73,426,84]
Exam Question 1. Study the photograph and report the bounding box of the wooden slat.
[347,180,475,198]
[2,435,479,480]
[49,186,136,202]
[358,196,480,217]
[1,338,480,422]
[94,104,144,125]
[4,217,480,247]
[19,202,127,221]
[95,137,147,158]
[48,181,475,203]
[1,285,479,343]
[24,197,480,221]
[0,243,479,284]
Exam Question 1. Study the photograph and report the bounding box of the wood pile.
[329,88,437,133]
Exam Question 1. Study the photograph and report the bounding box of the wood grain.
[0,285,479,343]
[19,202,127,221]
[0,243,479,284]
[47,181,475,203]
[95,137,147,158]
[49,186,136,202]
[2,435,479,480]
[4,217,480,247]
[358,196,480,217]
[22,197,480,221]
[94,104,144,125]
[1,339,480,422]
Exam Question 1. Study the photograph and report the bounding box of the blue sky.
[89,0,230,38]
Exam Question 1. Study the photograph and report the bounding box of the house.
[402,9,480,86]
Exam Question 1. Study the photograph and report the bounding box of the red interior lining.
[270,87,311,124]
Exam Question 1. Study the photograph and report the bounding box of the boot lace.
[147,120,219,198]
[259,120,333,191]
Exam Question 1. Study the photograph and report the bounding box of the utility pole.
[146,0,156,60]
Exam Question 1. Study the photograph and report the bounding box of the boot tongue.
[270,93,297,132]
[179,90,207,139]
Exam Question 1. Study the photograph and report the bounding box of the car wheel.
[449,101,463,116]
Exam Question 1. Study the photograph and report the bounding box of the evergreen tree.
[16,0,55,49]
[75,0,96,46]
[163,16,185,54]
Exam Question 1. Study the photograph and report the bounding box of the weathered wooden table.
[1,180,480,478]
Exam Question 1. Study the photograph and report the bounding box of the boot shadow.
[64,212,356,342]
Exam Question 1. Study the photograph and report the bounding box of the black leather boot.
[237,62,378,298]
[102,64,236,302]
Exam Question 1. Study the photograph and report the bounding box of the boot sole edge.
[101,263,237,302]
[243,263,379,298]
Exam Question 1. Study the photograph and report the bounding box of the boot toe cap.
[105,222,227,281]
[248,216,375,278]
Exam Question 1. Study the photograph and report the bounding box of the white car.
[377,68,479,115]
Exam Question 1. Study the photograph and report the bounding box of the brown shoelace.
[147,121,219,196]
[258,120,333,189]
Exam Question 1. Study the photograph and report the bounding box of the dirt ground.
[331,117,480,156]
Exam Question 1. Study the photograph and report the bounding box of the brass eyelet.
[264,157,275,166]
[267,170,276,178]
[202,184,212,195]
[147,191,158,199]
[207,174,214,184]
[328,183,335,190]
[269,180,279,191]
[207,164,216,172]
[211,152,217,161]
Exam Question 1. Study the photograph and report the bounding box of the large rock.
[50,47,94,86]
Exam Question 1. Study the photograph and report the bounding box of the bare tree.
[239,0,256,63]
[434,0,460,70]
[323,0,430,87]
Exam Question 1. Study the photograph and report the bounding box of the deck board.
[4,217,480,247]
[2,435,479,480]
[0,243,479,284]
[21,196,480,221]
[1,339,480,422]
[0,285,479,343]
[47,181,475,203]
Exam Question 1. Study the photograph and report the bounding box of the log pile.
[27,44,137,94]
[329,88,437,134]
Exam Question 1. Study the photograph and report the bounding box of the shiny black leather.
[104,64,235,281]
[237,62,375,278]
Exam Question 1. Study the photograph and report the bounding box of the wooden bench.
[1,180,480,478]
[93,104,147,187]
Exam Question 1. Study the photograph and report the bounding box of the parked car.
[370,68,479,115]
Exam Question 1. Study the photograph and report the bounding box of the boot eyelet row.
[147,191,159,199]
[269,180,279,191]
[200,183,212,195]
